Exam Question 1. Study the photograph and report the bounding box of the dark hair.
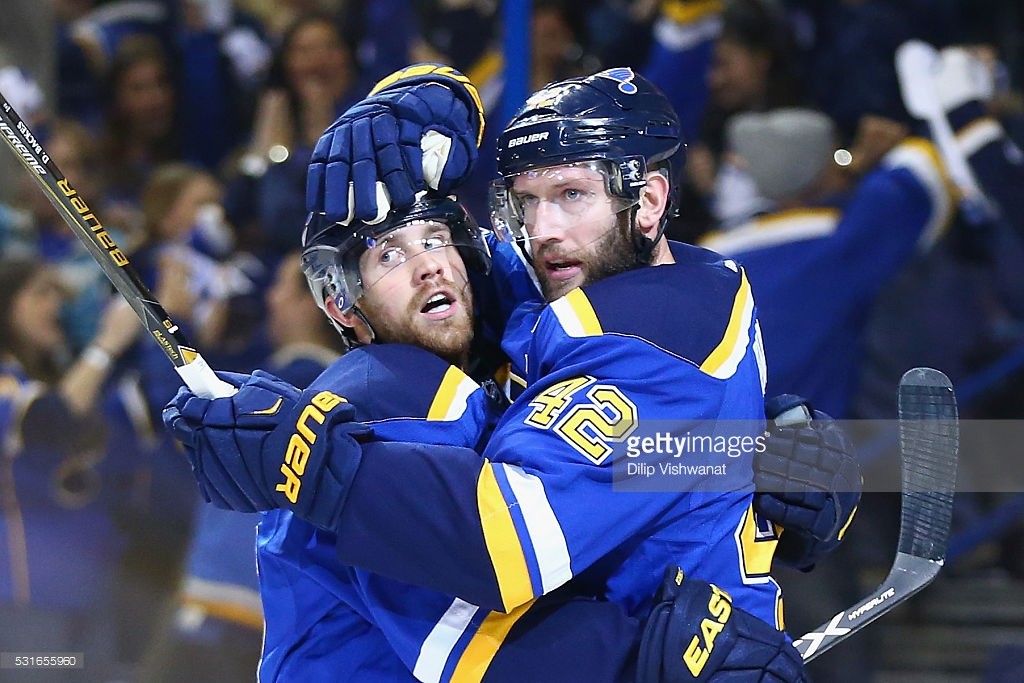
[264,10,357,137]
[720,0,802,108]
[101,34,180,175]
[0,257,41,355]
[0,257,63,382]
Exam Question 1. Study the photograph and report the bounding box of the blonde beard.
[534,217,636,302]
[360,280,475,368]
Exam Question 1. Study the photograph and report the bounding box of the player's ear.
[326,297,373,345]
[635,171,670,239]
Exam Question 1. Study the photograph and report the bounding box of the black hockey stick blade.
[793,367,959,661]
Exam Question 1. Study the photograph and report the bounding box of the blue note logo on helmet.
[301,192,490,318]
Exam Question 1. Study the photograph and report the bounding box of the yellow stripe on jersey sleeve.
[882,137,955,249]
[477,462,534,612]
[700,269,755,378]
[550,288,604,338]
[450,600,536,683]
[427,365,479,421]
[661,0,723,24]
[699,208,840,255]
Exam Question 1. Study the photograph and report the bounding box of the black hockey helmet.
[301,192,490,316]
[490,67,685,258]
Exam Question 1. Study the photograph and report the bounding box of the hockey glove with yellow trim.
[306,63,484,226]
[163,369,373,531]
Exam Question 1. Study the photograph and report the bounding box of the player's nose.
[528,201,568,244]
[412,249,446,282]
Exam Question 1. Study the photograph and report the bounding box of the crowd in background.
[1,0,1023,681]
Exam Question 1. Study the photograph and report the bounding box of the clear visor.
[488,161,639,252]
[302,220,465,312]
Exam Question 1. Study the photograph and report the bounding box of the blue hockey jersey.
[699,137,954,416]
[0,362,127,612]
[258,344,643,682]
[258,344,510,682]
[332,241,782,629]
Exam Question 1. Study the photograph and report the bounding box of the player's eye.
[516,193,539,209]
[378,246,404,266]
[422,235,447,250]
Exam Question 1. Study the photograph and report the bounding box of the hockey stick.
[0,92,234,399]
[793,367,959,661]
[895,40,997,225]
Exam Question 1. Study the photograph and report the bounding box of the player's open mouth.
[544,259,582,281]
[421,290,456,318]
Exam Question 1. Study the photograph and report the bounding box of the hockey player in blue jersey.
[170,192,809,681]
[165,66,858,680]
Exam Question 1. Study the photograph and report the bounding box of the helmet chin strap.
[627,205,658,266]
[351,305,378,344]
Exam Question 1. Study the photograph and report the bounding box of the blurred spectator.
[703,0,805,150]
[174,0,274,171]
[138,250,343,682]
[0,257,142,681]
[855,42,1024,418]
[138,162,264,357]
[643,0,808,240]
[106,161,266,670]
[699,107,949,415]
[99,34,181,205]
[55,0,174,129]
[786,0,961,139]
[5,117,144,350]
[226,11,369,256]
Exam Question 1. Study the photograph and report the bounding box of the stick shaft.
[0,92,233,398]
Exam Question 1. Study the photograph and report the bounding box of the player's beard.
[534,213,637,302]
[362,278,476,369]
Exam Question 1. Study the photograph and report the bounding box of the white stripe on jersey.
[957,117,1003,157]
[753,320,768,394]
[883,139,954,250]
[414,598,479,683]
[501,464,573,593]
[699,209,840,255]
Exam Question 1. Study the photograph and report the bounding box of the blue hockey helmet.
[301,192,490,317]
[491,67,685,256]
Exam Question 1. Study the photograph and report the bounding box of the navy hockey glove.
[306,63,484,226]
[755,395,861,570]
[638,567,808,683]
[163,370,373,531]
